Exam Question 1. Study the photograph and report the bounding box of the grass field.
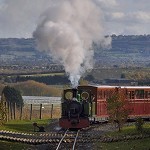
[91,67,150,80]
[96,123,150,150]
[97,138,150,150]
[0,119,50,132]
[0,140,36,150]
[0,119,51,150]
[105,123,150,136]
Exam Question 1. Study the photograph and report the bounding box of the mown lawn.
[0,119,51,150]
[0,119,50,132]
[106,123,150,136]
[0,141,36,150]
[96,123,150,150]
[97,138,150,150]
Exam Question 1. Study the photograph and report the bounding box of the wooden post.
[10,103,13,120]
[4,102,8,122]
[30,104,32,120]
[51,104,53,119]
[13,103,16,120]
[7,102,10,121]
[39,104,42,119]
[20,105,23,120]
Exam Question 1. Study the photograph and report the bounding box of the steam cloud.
[33,0,111,87]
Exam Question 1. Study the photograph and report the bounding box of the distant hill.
[0,38,52,65]
[0,35,150,67]
[94,35,150,67]
[1,80,63,96]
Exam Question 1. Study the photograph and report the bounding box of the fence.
[3,102,61,121]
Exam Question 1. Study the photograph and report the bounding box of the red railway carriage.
[79,85,150,120]
[125,86,150,119]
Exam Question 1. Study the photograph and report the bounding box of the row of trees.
[16,75,70,85]
[0,86,23,124]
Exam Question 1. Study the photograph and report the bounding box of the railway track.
[56,129,80,150]
[0,125,102,142]
[0,130,99,143]
[0,124,109,150]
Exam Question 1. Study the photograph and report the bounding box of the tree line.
[0,86,23,124]
[0,74,70,85]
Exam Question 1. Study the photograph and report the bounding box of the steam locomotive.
[59,87,94,129]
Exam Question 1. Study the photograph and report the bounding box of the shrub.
[135,117,144,133]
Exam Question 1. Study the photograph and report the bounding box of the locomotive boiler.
[59,88,94,129]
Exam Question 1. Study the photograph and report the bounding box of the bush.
[2,86,24,108]
[135,117,144,132]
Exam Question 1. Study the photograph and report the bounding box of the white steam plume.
[33,0,111,87]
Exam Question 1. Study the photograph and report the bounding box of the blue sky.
[0,0,150,38]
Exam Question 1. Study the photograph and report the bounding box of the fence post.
[10,103,13,120]
[13,103,16,120]
[20,105,23,120]
[4,102,8,122]
[30,104,32,120]
[51,104,53,119]
[7,102,9,121]
[39,104,42,119]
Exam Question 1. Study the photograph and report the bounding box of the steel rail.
[55,129,69,150]
[72,130,80,150]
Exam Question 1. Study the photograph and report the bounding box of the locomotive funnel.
[72,88,77,98]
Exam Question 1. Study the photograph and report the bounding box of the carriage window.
[104,90,110,98]
[98,90,103,99]
[104,91,106,98]
[145,91,150,99]
[103,90,108,99]
[149,91,150,99]
[135,90,144,99]
[127,91,135,99]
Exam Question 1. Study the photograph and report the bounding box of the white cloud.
[132,11,150,23]
[105,12,125,21]
[0,0,150,37]
[0,0,51,38]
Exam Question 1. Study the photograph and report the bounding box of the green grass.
[96,123,150,150]
[96,138,150,150]
[0,119,52,149]
[106,123,150,137]
[0,141,35,150]
[0,119,51,150]
[0,119,50,132]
